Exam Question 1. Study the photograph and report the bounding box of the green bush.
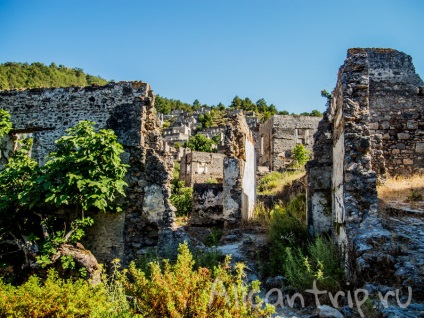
[258,194,345,292]
[292,144,310,167]
[170,181,193,216]
[283,236,345,292]
[262,198,310,277]
[203,228,223,247]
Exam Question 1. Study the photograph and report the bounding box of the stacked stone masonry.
[365,48,424,176]
[0,82,175,263]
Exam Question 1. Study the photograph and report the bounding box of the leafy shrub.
[170,181,193,216]
[203,228,223,247]
[184,134,217,153]
[259,194,345,291]
[122,243,275,317]
[292,144,310,167]
[263,199,310,277]
[283,236,345,292]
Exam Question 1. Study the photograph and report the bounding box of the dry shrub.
[123,242,275,317]
[377,174,424,204]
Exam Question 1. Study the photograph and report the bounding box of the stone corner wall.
[307,47,424,279]
[223,112,256,222]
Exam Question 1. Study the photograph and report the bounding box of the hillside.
[0,62,108,90]
[0,62,322,118]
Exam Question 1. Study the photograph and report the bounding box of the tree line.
[156,94,322,119]
[0,61,322,118]
[0,62,108,90]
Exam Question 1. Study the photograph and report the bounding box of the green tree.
[184,134,217,153]
[292,144,310,166]
[229,96,243,109]
[310,109,323,117]
[192,99,201,110]
[0,117,128,280]
[0,62,108,90]
[197,113,213,130]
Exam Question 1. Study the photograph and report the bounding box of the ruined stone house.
[179,150,225,186]
[0,82,175,263]
[258,115,321,171]
[187,112,257,227]
[307,48,424,281]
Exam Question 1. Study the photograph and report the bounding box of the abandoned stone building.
[307,48,424,293]
[0,82,175,263]
[258,115,321,171]
[162,125,191,147]
[188,112,257,227]
[179,150,225,186]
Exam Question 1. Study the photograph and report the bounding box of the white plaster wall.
[311,193,332,234]
[241,136,256,220]
[332,132,345,224]
[142,184,166,223]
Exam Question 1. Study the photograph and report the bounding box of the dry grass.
[377,174,424,207]
[257,170,305,195]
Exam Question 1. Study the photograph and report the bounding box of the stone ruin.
[307,48,424,293]
[0,82,259,263]
[258,115,321,171]
[0,82,175,263]
[187,112,257,228]
[179,150,225,186]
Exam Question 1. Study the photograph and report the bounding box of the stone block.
[407,121,418,129]
[416,142,424,153]
[403,158,413,165]
[397,133,410,140]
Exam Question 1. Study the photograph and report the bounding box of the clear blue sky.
[1,0,423,113]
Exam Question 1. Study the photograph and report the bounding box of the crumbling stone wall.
[365,48,424,176]
[223,112,256,222]
[0,82,175,262]
[259,115,321,171]
[179,150,225,186]
[307,48,424,277]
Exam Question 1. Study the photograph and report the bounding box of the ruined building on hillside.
[188,112,257,227]
[307,48,424,285]
[258,115,321,171]
[179,150,225,186]
[0,82,175,263]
